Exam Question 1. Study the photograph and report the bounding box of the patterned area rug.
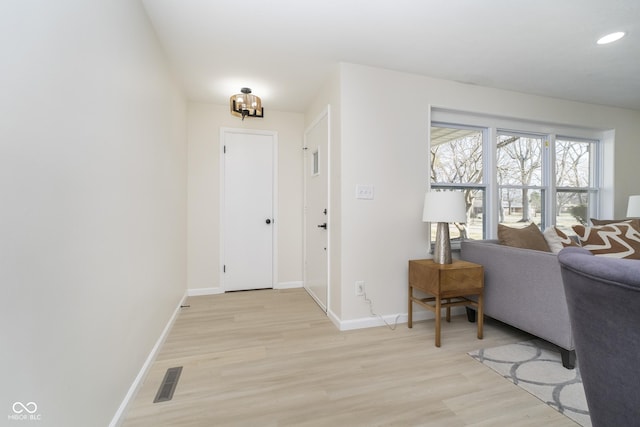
[469,339,591,427]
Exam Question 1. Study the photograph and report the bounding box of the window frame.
[496,130,547,230]
[552,135,600,230]
[430,122,488,241]
[429,111,602,239]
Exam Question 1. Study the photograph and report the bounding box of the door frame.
[303,106,331,312]
[219,127,278,291]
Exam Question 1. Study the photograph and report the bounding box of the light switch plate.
[356,184,374,200]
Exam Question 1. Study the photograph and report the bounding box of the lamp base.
[433,222,452,264]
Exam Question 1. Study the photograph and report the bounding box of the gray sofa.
[461,239,576,368]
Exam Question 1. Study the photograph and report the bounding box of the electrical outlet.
[355,281,365,296]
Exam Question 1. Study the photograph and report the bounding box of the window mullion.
[545,134,556,228]
[486,127,498,238]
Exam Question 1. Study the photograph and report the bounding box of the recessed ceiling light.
[597,32,626,45]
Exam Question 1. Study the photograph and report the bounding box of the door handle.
[266,219,272,224]
[317,223,327,229]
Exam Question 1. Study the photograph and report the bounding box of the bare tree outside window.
[556,139,595,229]
[497,134,543,225]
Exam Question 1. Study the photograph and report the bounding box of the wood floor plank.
[121,288,577,426]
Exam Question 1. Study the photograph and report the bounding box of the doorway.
[221,128,277,291]
[303,108,329,311]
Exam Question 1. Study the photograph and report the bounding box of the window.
[497,132,544,229]
[430,124,486,240]
[555,137,598,233]
[430,114,601,239]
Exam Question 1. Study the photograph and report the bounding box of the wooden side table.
[408,259,484,347]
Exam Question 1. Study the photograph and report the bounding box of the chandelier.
[230,88,263,120]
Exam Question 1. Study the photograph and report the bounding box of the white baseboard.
[338,312,410,331]
[186,283,301,295]
[109,293,187,427]
[336,307,466,331]
[327,308,342,330]
[187,287,224,296]
[274,281,303,289]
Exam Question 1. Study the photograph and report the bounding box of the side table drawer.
[408,262,439,294]
[440,266,484,294]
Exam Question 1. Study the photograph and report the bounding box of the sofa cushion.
[543,226,580,253]
[498,223,551,252]
[573,222,640,259]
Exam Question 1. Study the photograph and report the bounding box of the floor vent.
[153,367,183,403]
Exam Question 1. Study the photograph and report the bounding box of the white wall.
[0,1,187,426]
[336,63,640,323]
[187,103,304,292]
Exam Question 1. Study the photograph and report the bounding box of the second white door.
[222,129,276,291]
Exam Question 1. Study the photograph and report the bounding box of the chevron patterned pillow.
[590,218,640,231]
[572,222,640,259]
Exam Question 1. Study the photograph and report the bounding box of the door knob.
[266,219,272,224]
[317,223,327,229]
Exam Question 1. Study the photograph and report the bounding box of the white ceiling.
[141,0,640,113]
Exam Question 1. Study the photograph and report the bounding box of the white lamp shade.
[627,195,640,218]
[422,191,467,223]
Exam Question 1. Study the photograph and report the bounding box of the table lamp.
[422,191,467,264]
[627,195,640,218]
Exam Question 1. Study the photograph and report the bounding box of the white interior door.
[222,129,276,291]
[304,110,329,311]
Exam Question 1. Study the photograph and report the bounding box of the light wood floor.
[121,288,577,426]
